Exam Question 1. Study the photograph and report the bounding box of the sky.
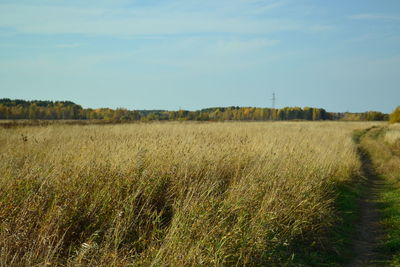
[0,0,399,112]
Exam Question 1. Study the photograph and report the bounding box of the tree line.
[0,98,388,122]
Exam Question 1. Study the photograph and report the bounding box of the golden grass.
[0,121,377,266]
[362,124,400,179]
[385,123,400,145]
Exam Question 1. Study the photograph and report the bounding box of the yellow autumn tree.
[389,106,400,124]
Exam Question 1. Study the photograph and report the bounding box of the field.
[0,121,382,266]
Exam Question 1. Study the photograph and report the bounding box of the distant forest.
[0,98,388,122]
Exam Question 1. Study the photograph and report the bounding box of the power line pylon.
[271,92,276,109]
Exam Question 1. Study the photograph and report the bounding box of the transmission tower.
[271,92,276,109]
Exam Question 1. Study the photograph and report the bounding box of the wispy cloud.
[349,13,400,21]
[0,1,331,37]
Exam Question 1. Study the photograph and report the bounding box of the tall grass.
[0,122,371,266]
[385,124,400,146]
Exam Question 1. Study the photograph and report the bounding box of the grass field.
[0,121,381,266]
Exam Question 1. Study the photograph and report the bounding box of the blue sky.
[0,0,399,112]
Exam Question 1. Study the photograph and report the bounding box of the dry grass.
[0,121,376,266]
[385,123,400,146]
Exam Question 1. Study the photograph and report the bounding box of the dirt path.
[346,147,385,267]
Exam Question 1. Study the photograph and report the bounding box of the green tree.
[28,103,39,119]
[303,107,313,120]
[223,109,233,120]
[113,108,129,122]
[365,111,385,121]
[147,112,158,121]
[277,109,286,120]
[0,104,8,119]
[312,109,321,120]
